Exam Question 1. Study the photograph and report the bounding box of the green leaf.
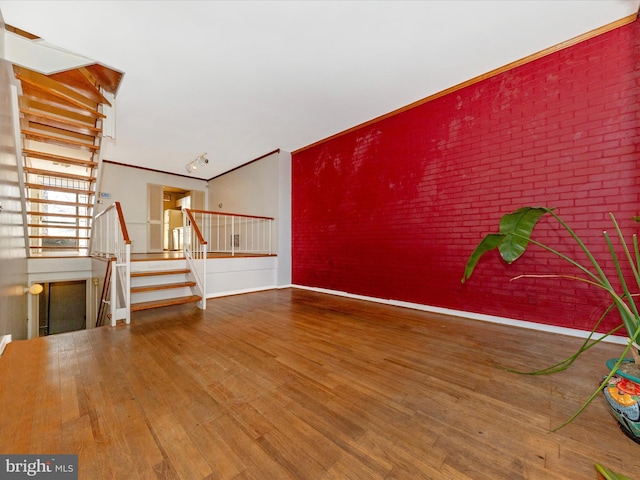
[595,463,633,480]
[497,207,552,263]
[462,207,553,283]
[461,233,505,283]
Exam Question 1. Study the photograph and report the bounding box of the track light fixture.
[186,153,209,173]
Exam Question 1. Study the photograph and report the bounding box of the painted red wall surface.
[292,20,640,333]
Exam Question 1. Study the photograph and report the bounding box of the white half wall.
[206,256,278,298]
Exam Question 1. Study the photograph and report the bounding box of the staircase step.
[20,97,102,124]
[23,149,98,168]
[28,211,92,219]
[26,123,97,145]
[131,281,196,294]
[54,67,113,106]
[27,197,93,208]
[25,183,93,196]
[30,235,89,240]
[23,129,99,151]
[23,167,96,182]
[14,65,103,114]
[28,224,91,230]
[131,269,191,278]
[131,295,201,312]
[20,108,102,135]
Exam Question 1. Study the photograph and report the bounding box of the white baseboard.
[206,285,277,299]
[292,284,627,345]
[0,334,12,356]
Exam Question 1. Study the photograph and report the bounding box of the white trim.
[206,285,276,299]
[292,284,627,345]
[0,334,12,356]
[3,31,94,74]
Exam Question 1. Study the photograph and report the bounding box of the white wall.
[276,151,291,286]
[208,152,280,216]
[208,151,292,286]
[0,16,29,341]
[97,162,208,252]
[206,256,277,297]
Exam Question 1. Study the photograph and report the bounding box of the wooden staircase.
[130,260,202,312]
[11,33,123,256]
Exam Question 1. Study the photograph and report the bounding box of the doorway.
[163,186,189,251]
[147,184,206,252]
[38,280,87,336]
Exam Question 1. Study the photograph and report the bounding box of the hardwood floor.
[1,288,638,479]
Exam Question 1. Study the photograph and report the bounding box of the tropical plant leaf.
[461,233,504,283]
[497,207,552,263]
[462,205,640,431]
[462,207,552,283]
[595,463,633,480]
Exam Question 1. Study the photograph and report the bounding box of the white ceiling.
[1,1,638,180]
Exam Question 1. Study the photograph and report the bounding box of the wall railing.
[91,202,131,325]
[183,209,275,309]
[189,209,274,256]
[184,209,208,309]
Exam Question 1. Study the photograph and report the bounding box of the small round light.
[28,284,43,295]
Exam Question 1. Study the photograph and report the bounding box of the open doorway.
[162,187,189,251]
[147,184,206,253]
[38,280,87,336]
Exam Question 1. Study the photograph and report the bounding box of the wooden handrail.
[185,209,207,245]
[95,258,113,327]
[189,209,275,221]
[95,202,131,244]
[115,202,131,244]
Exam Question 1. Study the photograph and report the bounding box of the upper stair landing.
[8,25,124,257]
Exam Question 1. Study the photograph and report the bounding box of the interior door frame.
[147,183,164,253]
[28,277,92,339]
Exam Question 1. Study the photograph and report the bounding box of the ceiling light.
[186,153,209,173]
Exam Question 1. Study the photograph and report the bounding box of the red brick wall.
[292,20,640,333]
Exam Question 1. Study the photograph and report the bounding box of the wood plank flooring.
[1,288,639,479]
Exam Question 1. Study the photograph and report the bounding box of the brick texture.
[292,20,640,333]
